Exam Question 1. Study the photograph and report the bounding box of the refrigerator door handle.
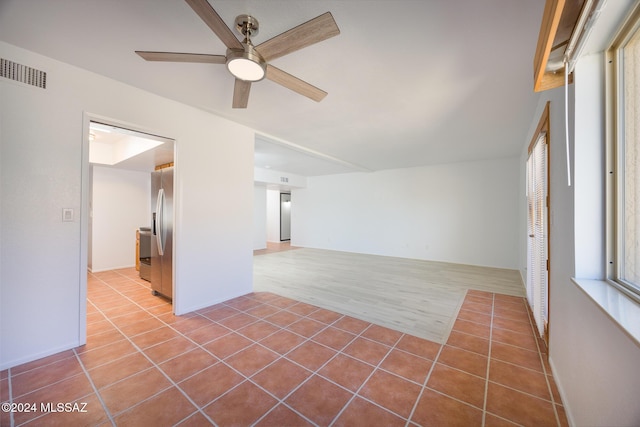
[156,188,165,256]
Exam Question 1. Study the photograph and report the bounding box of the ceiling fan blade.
[135,51,226,64]
[256,12,340,62]
[184,0,243,50]
[233,79,251,108]
[266,65,327,102]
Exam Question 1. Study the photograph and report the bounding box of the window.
[608,6,640,301]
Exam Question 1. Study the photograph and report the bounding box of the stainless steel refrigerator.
[151,166,173,300]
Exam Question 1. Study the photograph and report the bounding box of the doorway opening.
[81,116,175,344]
[280,193,291,241]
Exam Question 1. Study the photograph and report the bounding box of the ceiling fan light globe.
[226,47,266,82]
[227,57,265,81]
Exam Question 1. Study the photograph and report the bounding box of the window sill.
[571,278,640,347]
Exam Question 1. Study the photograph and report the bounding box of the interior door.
[527,132,549,344]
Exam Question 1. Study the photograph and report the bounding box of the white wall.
[519,55,640,426]
[253,185,267,250]
[0,42,255,369]
[293,158,521,269]
[90,166,150,272]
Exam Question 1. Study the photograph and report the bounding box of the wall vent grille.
[0,58,47,89]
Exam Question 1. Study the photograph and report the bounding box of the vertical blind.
[527,133,548,338]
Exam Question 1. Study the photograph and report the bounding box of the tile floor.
[1,268,569,426]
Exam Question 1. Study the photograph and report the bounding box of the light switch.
[62,208,74,222]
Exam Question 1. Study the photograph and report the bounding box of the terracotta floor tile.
[548,374,563,402]
[11,355,84,397]
[251,358,311,398]
[260,329,306,354]
[79,329,126,352]
[86,319,117,336]
[396,335,441,360]
[285,375,353,426]
[143,336,197,364]
[100,303,143,318]
[10,349,76,375]
[159,348,218,382]
[254,404,314,427]
[489,359,551,400]
[237,320,280,341]
[217,313,256,330]
[494,294,526,304]
[411,389,483,427]
[287,301,319,316]
[333,316,370,334]
[493,307,531,323]
[178,363,244,407]
[556,404,570,427]
[225,344,279,376]
[494,298,527,312]
[438,345,488,378]
[359,369,422,418]
[129,326,180,349]
[109,311,155,329]
[203,332,253,360]
[204,381,278,426]
[446,330,490,356]
[452,318,491,339]
[246,303,281,319]
[486,382,557,426]
[491,328,538,352]
[334,396,406,427]
[492,315,535,335]
[484,413,522,426]
[308,308,343,324]
[457,308,493,325]
[183,323,230,345]
[427,363,486,408]
[461,300,493,314]
[287,340,336,370]
[343,337,390,366]
[249,292,281,303]
[0,378,7,403]
[12,374,94,425]
[78,339,138,370]
[175,411,215,426]
[114,387,197,427]
[170,316,216,334]
[288,317,326,338]
[268,296,299,308]
[100,367,172,415]
[265,310,303,327]
[490,341,543,372]
[380,349,433,384]
[319,354,374,392]
[88,352,153,389]
[225,295,262,311]
[25,393,108,427]
[312,327,356,350]
[200,306,240,322]
[362,324,403,346]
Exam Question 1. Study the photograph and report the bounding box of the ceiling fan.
[135,0,340,108]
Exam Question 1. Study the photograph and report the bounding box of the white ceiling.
[0,0,544,176]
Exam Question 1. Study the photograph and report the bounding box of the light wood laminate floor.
[254,248,525,344]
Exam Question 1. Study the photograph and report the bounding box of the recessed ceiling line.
[255,132,371,173]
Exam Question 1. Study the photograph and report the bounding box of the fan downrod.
[234,14,259,41]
